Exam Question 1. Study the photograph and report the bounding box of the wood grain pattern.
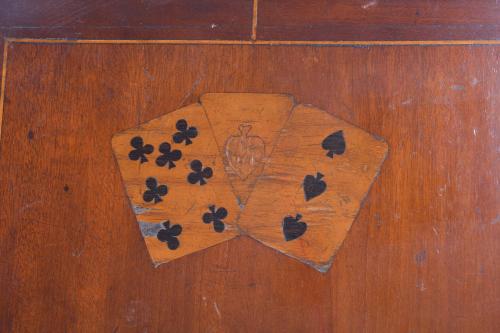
[258,0,500,41]
[0,42,499,332]
[0,0,253,40]
[2,0,500,42]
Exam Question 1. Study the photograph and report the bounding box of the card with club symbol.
[112,103,241,265]
[112,94,388,271]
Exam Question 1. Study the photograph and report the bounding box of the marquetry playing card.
[112,103,240,265]
[201,93,295,205]
[112,94,388,271]
[238,104,388,271]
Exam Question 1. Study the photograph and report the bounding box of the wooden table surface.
[0,1,499,333]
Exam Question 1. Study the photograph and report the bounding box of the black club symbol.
[173,119,198,145]
[202,205,228,233]
[157,221,182,250]
[187,160,213,185]
[156,142,182,169]
[143,177,168,203]
[128,136,154,163]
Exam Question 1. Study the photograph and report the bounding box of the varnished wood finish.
[0,42,499,332]
[0,0,253,40]
[258,0,500,41]
[2,0,500,41]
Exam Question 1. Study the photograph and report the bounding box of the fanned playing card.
[112,94,388,272]
[112,103,240,266]
[238,104,388,271]
[201,93,294,205]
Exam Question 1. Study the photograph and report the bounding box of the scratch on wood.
[133,205,151,215]
[451,84,465,91]
[213,301,221,319]
[362,0,378,9]
[186,201,196,213]
[417,280,426,291]
[374,213,384,227]
[138,221,163,237]
[72,247,84,257]
[178,74,203,108]
[415,250,427,265]
[19,200,42,212]
[143,68,155,81]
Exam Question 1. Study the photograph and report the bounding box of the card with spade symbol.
[201,93,295,206]
[238,104,388,271]
[112,103,240,265]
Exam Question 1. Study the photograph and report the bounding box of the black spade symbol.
[282,214,307,241]
[303,172,327,201]
[321,130,346,158]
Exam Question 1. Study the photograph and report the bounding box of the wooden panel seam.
[4,38,500,45]
[252,0,259,40]
[0,39,8,142]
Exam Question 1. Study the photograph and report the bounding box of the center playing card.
[201,93,295,206]
[112,103,240,265]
